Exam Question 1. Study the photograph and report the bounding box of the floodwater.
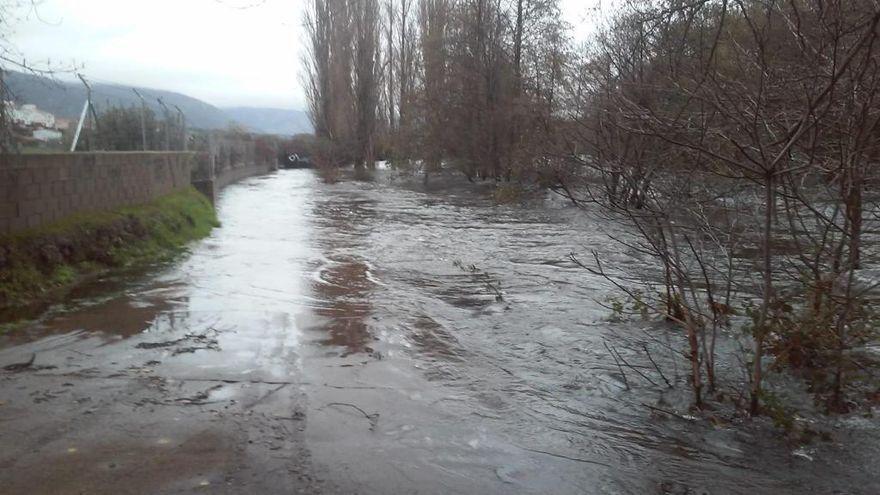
[1,169,878,494]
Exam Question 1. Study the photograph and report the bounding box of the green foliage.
[0,187,217,307]
[94,105,164,151]
[52,265,76,285]
[606,289,653,322]
[761,389,833,444]
[760,390,796,432]
[743,286,880,412]
[632,290,651,321]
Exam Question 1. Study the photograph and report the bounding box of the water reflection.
[407,314,463,362]
[0,281,185,346]
[309,255,375,355]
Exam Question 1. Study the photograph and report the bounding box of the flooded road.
[1,169,878,494]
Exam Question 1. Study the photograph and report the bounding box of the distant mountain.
[3,71,232,130]
[224,107,312,136]
[2,71,311,135]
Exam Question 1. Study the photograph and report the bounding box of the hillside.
[224,107,312,136]
[4,71,231,130]
[3,71,311,135]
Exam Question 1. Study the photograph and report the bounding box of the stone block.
[19,199,46,217]
[26,214,42,229]
[9,217,27,231]
[16,169,33,187]
[0,202,17,219]
[24,184,40,200]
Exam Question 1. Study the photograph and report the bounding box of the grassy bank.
[0,187,218,309]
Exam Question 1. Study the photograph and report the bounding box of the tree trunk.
[751,172,775,416]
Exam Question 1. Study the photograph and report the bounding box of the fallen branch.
[323,402,380,431]
[611,344,661,388]
[603,340,630,390]
[516,445,612,467]
[643,343,673,388]
[641,403,694,422]
[2,353,35,372]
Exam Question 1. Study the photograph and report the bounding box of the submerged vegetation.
[0,187,217,308]
[303,0,880,421]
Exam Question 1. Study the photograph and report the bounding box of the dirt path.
[0,329,325,495]
[0,172,330,495]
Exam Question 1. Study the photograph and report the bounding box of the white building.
[8,103,56,128]
[32,129,63,142]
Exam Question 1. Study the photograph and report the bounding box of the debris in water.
[175,384,224,405]
[792,448,815,462]
[3,353,35,372]
[135,331,220,356]
[323,402,380,431]
[495,466,520,484]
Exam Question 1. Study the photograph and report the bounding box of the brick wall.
[191,159,276,205]
[216,162,275,190]
[0,152,200,234]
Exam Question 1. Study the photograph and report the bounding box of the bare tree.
[304,0,382,171]
[1,0,63,152]
[352,0,382,169]
[563,0,880,414]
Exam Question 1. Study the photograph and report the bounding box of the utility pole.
[132,88,148,151]
[71,73,98,151]
[156,97,171,151]
[173,104,187,151]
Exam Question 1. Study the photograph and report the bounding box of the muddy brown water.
[1,169,878,494]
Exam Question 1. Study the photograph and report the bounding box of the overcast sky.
[7,0,607,110]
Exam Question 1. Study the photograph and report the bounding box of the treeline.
[304,0,566,179]
[83,105,281,169]
[304,0,880,418]
[66,102,196,152]
[88,106,180,151]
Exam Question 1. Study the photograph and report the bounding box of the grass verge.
[0,187,218,310]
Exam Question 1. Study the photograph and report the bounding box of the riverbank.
[0,187,217,315]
